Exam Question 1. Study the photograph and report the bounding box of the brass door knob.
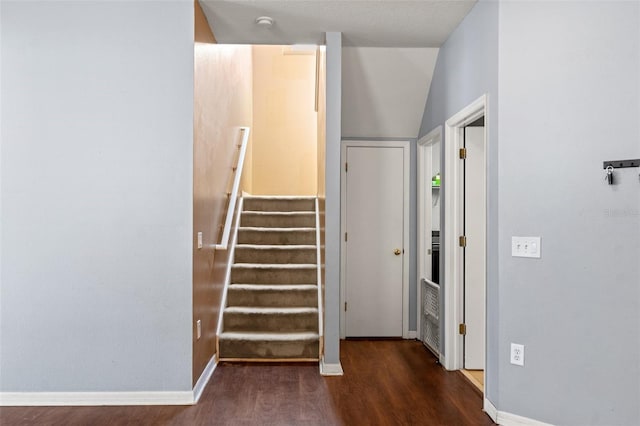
[394,248,402,256]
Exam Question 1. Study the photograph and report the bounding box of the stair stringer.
[215,197,244,357]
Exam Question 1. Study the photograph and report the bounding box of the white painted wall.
[0,1,194,392]
[342,48,438,139]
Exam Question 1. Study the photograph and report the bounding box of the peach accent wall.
[250,46,318,195]
[193,4,252,384]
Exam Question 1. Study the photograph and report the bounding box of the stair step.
[234,244,317,264]
[237,227,316,245]
[227,284,318,308]
[231,264,317,284]
[223,307,318,333]
[241,211,316,228]
[218,332,319,360]
[243,197,315,212]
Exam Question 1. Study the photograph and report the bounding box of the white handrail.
[215,127,250,250]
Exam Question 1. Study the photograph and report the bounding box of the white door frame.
[340,140,411,339]
[443,95,488,375]
[416,126,441,346]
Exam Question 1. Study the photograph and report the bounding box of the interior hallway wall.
[418,0,500,405]
[251,46,318,196]
[192,3,253,384]
[1,0,194,392]
[498,2,639,424]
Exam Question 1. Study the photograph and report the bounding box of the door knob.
[394,248,402,256]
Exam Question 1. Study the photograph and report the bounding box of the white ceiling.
[200,0,476,47]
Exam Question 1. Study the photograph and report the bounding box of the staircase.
[218,196,321,361]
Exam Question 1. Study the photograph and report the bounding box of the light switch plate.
[511,236,541,258]
[197,232,203,249]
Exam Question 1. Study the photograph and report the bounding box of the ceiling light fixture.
[255,16,274,27]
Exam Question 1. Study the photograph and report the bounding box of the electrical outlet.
[511,236,541,258]
[196,319,202,340]
[510,343,525,366]
[197,232,203,249]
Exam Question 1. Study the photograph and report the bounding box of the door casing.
[442,95,488,386]
[340,140,411,339]
[416,126,442,355]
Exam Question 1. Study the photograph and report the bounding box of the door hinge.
[459,323,467,335]
[459,148,467,159]
[345,162,348,172]
[459,235,467,247]
[345,232,348,242]
[345,302,347,312]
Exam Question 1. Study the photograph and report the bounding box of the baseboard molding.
[192,354,218,403]
[484,398,498,423]
[0,391,194,407]
[497,411,554,426]
[484,398,554,426]
[319,357,344,376]
[407,331,417,339]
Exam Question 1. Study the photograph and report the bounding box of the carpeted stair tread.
[223,307,318,333]
[218,195,321,360]
[234,245,317,264]
[218,332,319,359]
[237,228,316,245]
[224,306,318,314]
[243,197,315,212]
[229,284,317,291]
[220,331,319,341]
[241,211,316,228]
[232,263,317,269]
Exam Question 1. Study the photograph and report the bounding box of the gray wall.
[323,32,342,365]
[498,2,639,424]
[1,1,194,392]
[418,0,500,404]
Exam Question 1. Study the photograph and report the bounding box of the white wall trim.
[0,391,194,407]
[416,126,442,344]
[498,410,554,426]
[484,397,498,423]
[192,354,218,403]
[0,355,220,407]
[319,357,344,376]
[339,140,412,339]
[407,331,417,339]
[443,94,487,372]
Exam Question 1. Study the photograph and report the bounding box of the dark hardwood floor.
[1,340,494,426]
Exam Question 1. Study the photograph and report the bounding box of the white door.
[463,126,486,369]
[344,145,405,337]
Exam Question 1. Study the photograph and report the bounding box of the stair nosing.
[229,284,317,290]
[219,331,319,341]
[224,306,318,314]
[232,263,317,269]
[235,244,316,249]
[242,211,315,215]
[239,227,315,231]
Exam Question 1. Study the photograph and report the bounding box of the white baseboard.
[484,398,498,423]
[0,391,194,406]
[193,354,218,403]
[407,331,417,339]
[0,355,220,407]
[319,357,344,376]
[484,398,554,426]
[497,411,554,426]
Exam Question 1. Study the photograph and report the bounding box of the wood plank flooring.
[0,340,494,426]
